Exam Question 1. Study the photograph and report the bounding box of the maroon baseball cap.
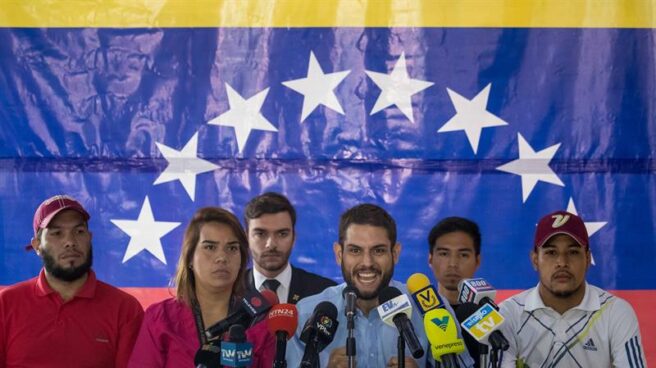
[534,210,589,250]
[28,195,90,250]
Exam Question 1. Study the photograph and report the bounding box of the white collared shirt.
[499,282,646,368]
[253,262,292,304]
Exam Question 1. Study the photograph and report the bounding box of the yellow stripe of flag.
[1,0,654,28]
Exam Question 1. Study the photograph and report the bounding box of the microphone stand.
[479,344,488,368]
[346,316,356,368]
[397,335,405,368]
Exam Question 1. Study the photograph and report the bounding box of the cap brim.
[536,231,587,249]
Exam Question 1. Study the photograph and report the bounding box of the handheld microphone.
[300,301,339,368]
[206,289,278,339]
[424,308,465,366]
[453,303,484,365]
[220,325,253,367]
[457,278,497,306]
[406,273,445,315]
[266,304,298,368]
[343,286,357,320]
[194,342,222,368]
[377,287,425,359]
[459,303,509,351]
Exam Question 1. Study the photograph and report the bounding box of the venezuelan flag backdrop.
[1,0,654,364]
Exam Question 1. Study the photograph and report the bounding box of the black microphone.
[205,289,278,339]
[343,286,357,320]
[377,286,425,359]
[454,303,484,368]
[300,301,339,368]
[194,342,222,368]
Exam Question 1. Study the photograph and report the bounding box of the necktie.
[262,278,281,293]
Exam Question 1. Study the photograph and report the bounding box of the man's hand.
[328,346,352,368]
[387,356,419,368]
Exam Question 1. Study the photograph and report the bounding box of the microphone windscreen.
[267,304,298,338]
[227,324,246,342]
[260,289,279,306]
[378,286,402,304]
[454,302,479,323]
[314,301,338,320]
[406,273,431,294]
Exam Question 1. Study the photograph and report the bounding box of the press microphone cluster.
[205,289,278,340]
[300,301,339,368]
[407,273,463,368]
[377,286,425,360]
[267,304,298,368]
[457,278,509,368]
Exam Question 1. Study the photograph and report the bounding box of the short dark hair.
[428,217,481,255]
[338,204,396,246]
[244,192,296,229]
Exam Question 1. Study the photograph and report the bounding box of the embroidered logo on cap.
[551,214,571,228]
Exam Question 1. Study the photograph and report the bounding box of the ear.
[475,253,481,270]
[428,251,433,267]
[88,230,93,241]
[333,242,343,265]
[30,237,41,254]
[530,250,539,271]
[392,242,401,264]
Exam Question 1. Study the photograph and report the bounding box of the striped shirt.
[499,283,646,368]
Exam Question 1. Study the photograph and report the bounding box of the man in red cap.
[0,195,144,368]
[499,210,646,368]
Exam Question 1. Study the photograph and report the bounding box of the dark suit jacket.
[245,265,337,304]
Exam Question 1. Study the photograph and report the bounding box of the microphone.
[424,308,466,366]
[377,287,425,359]
[406,273,445,315]
[343,286,357,320]
[457,277,509,352]
[453,303,484,365]
[194,342,222,368]
[220,324,253,367]
[457,278,497,306]
[206,289,278,339]
[459,303,509,351]
[266,304,298,368]
[300,301,339,368]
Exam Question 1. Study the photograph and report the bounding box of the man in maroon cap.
[0,195,144,368]
[498,210,646,368]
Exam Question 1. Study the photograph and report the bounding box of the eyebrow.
[48,222,86,229]
[435,246,473,252]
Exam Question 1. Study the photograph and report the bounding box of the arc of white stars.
[207,83,278,153]
[496,133,564,203]
[365,52,434,123]
[111,196,181,265]
[438,84,508,154]
[153,132,219,201]
[282,51,351,122]
[567,198,608,266]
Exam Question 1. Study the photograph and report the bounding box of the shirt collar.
[253,262,292,289]
[35,268,97,299]
[524,282,598,312]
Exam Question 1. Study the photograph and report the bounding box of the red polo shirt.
[0,269,144,368]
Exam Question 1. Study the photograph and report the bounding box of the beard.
[42,246,93,282]
[341,262,394,301]
[256,249,291,273]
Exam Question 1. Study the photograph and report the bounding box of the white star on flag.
[496,133,564,202]
[154,132,218,201]
[438,84,508,154]
[111,196,181,265]
[567,197,607,266]
[207,83,278,153]
[365,52,433,123]
[282,51,350,122]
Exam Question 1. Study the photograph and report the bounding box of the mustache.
[553,271,573,278]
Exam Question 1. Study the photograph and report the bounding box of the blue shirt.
[285,281,474,368]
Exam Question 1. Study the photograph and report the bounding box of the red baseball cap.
[534,210,589,250]
[28,195,90,250]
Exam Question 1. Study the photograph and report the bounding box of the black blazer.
[245,265,337,304]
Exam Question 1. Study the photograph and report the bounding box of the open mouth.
[355,270,380,286]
